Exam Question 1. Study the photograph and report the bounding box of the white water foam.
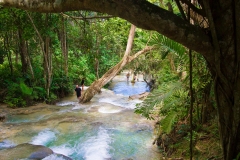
[50,144,74,157]
[30,129,56,145]
[78,127,112,160]
[98,96,142,109]
[0,140,16,149]
[56,101,77,106]
[98,106,122,113]
[42,154,67,160]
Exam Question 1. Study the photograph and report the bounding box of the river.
[0,71,161,160]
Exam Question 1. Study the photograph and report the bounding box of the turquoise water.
[108,81,150,96]
[0,72,160,160]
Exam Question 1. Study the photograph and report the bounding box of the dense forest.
[0,0,239,159]
[0,10,129,106]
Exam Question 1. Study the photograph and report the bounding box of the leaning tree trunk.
[80,25,153,103]
[80,46,153,103]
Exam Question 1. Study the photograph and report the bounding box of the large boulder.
[0,143,72,160]
[0,143,53,160]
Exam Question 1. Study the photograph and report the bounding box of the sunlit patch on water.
[98,105,122,113]
[0,140,16,149]
[30,129,57,146]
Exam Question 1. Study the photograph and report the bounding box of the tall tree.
[27,12,53,98]
[1,0,240,159]
[58,15,68,76]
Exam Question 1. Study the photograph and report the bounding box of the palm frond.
[150,33,186,59]
[161,111,177,134]
[135,80,188,120]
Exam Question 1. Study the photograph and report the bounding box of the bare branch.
[61,13,115,20]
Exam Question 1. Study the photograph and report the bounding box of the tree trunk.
[27,12,52,98]
[95,58,99,79]
[2,0,240,159]
[18,28,28,75]
[44,36,52,98]
[26,41,35,79]
[215,78,240,159]
[18,29,35,79]
[80,24,136,103]
[80,46,153,103]
[80,25,153,103]
[202,1,240,159]
[201,82,212,124]
[59,15,68,76]
[4,33,13,75]
[95,33,100,79]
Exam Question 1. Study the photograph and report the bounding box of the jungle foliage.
[0,9,129,107]
[0,1,224,159]
[135,33,221,159]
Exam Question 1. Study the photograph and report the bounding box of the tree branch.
[175,0,187,21]
[0,0,214,62]
[61,13,115,20]
[128,46,154,62]
[179,0,206,17]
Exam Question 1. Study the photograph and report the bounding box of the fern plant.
[3,80,35,107]
[135,33,189,133]
[135,80,189,133]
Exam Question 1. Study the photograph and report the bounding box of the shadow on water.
[0,72,161,160]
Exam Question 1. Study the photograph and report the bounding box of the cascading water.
[0,71,161,160]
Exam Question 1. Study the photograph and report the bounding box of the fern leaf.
[20,81,32,96]
[161,111,177,134]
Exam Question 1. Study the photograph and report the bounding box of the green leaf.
[161,111,177,134]
[20,81,32,96]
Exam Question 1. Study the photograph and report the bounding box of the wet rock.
[0,143,73,160]
[28,146,53,159]
[128,92,149,100]
[0,113,6,122]
[0,143,53,160]
[56,153,73,160]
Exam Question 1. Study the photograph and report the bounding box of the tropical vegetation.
[0,0,239,159]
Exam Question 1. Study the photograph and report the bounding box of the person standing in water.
[126,72,130,81]
[75,85,81,100]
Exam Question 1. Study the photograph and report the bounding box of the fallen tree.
[80,25,154,103]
